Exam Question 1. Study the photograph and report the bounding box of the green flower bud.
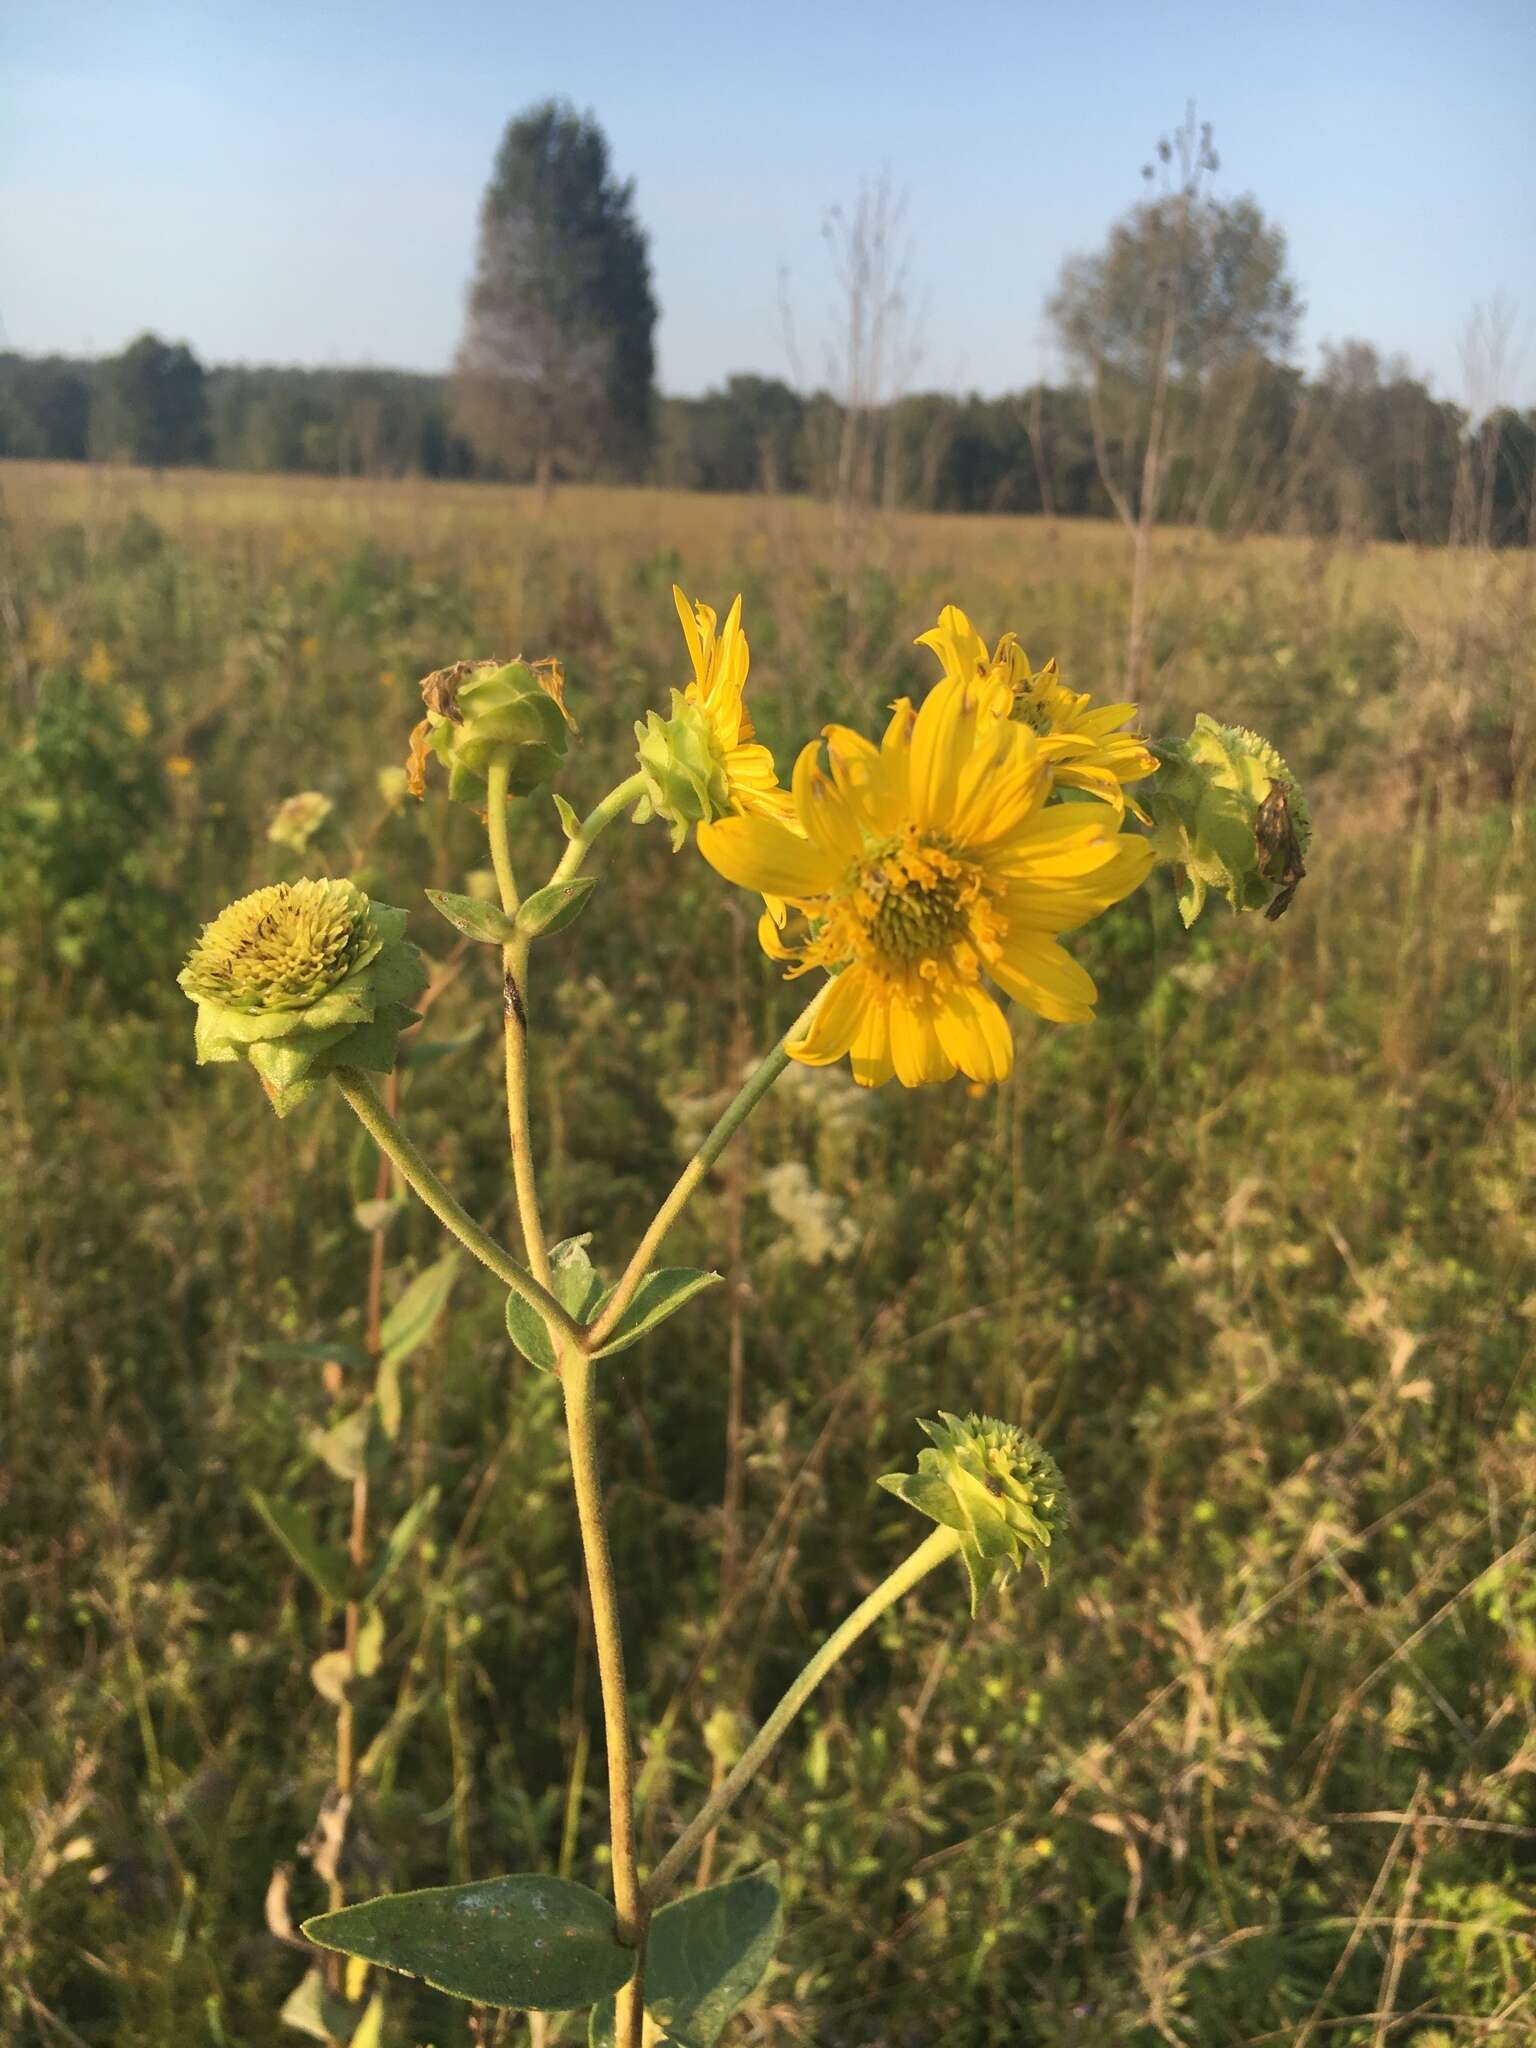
[1146,715,1312,927]
[632,691,732,850]
[407,658,572,805]
[178,879,427,1116]
[878,1412,1069,1613]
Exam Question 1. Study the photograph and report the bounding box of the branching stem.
[585,985,826,1349]
[332,1069,581,1345]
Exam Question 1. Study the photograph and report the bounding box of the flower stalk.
[643,1525,961,1903]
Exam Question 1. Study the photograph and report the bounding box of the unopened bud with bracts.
[879,1412,1069,1614]
[632,692,734,850]
[1146,715,1312,927]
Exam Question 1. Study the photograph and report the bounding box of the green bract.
[878,1412,1069,1613]
[1146,714,1313,927]
[633,692,731,849]
[410,659,571,803]
[178,879,426,1116]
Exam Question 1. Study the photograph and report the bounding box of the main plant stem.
[644,1526,960,1904]
[486,762,650,2043]
[562,1346,647,2039]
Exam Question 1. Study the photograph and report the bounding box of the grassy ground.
[2,461,1533,2046]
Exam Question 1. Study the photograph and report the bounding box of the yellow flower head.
[698,668,1154,1087]
[672,586,795,829]
[918,606,1156,816]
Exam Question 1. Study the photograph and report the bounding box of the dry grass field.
[2,457,1533,2045]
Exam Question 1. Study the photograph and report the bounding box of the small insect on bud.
[177,879,426,1116]
[406,657,574,804]
[878,1412,1070,1614]
[1145,715,1313,928]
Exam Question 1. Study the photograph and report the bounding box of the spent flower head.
[1146,714,1312,926]
[178,878,426,1115]
[698,668,1153,1087]
[879,1412,1069,1612]
[406,657,573,804]
[633,588,795,849]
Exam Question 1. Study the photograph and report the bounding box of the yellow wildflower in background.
[698,668,1153,1087]
[166,754,196,779]
[82,642,117,687]
[918,606,1156,815]
[671,586,795,827]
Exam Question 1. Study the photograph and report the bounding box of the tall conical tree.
[454,101,657,498]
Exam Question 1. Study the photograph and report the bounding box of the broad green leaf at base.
[303,1872,637,2011]
[589,1865,781,2047]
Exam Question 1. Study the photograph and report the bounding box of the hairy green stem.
[486,762,651,2041]
[643,1525,961,1904]
[561,1348,647,2032]
[585,985,827,1350]
[485,756,554,1289]
[550,771,647,887]
[332,1069,581,1345]
[484,755,521,916]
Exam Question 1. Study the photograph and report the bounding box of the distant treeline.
[3,338,1533,547]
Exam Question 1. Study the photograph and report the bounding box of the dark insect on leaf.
[1255,781,1306,922]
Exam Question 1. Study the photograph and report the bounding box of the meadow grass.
[2,460,1533,2045]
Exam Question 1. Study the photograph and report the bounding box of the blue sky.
[3,0,1534,404]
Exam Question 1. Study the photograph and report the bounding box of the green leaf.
[279,1966,362,2042]
[311,1649,353,1705]
[246,1489,351,1604]
[505,1290,557,1373]
[589,1865,782,2047]
[424,889,517,945]
[308,1408,379,1482]
[553,792,581,840]
[353,1197,406,1235]
[504,1237,603,1371]
[515,875,596,939]
[355,1606,385,1678]
[368,1485,440,1601]
[255,1339,371,1374]
[399,1024,483,1067]
[551,1234,604,1321]
[379,1253,460,1369]
[303,1873,637,2011]
[348,1996,384,2048]
[375,1351,404,1442]
[592,1270,722,1360]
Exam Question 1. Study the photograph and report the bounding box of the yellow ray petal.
[697,813,841,900]
[792,743,864,862]
[849,996,895,1087]
[909,672,980,831]
[789,968,870,1065]
[890,996,957,1086]
[934,984,1014,1084]
[990,934,1098,1023]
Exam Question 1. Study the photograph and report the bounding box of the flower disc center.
[852,833,975,968]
